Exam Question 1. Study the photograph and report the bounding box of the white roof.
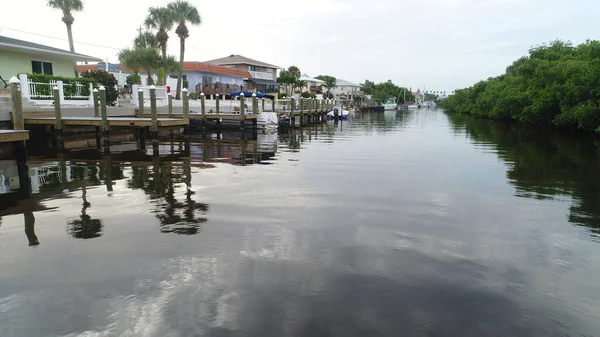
[336,79,361,87]
[299,73,325,83]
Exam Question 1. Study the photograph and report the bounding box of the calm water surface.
[2,109,600,336]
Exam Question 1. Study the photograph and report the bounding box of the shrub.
[278,93,287,99]
[301,91,316,99]
[80,70,119,106]
[183,79,189,89]
[188,92,200,100]
[126,73,141,86]
[24,73,94,100]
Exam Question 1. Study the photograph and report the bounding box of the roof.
[0,35,102,62]
[183,62,250,78]
[300,73,325,83]
[248,78,279,85]
[336,79,361,87]
[78,62,251,78]
[203,54,279,69]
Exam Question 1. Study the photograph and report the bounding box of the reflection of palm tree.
[67,186,103,239]
[24,211,39,246]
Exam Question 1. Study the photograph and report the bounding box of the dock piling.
[99,86,109,147]
[182,88,190,134]
[252,93,258,114]
[137,88,144,118]
[168,92,173,117]
[150,85,158,140]
[240,92,246,128]
[9,77,24,131]
[52,86,63,132]
[216,93,220,114]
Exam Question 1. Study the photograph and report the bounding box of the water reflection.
[447,112,600,236]
[66,186,103,239]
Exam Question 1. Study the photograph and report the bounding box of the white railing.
[19,74,94,106]
[131,85,169,106]
[249,71,275,81]
[28,81,56,99]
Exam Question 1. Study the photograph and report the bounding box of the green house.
[0,35,101,84]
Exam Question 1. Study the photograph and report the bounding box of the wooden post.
[262,98,265,112]
[252,92,258,114]
[271,97,275,112]
[216,93,220,114]
[99,86,109,131]
[9,77,24,130]
[137,88,144,118]
[240,92,246,128]
[92,88,100,117]
[52,86,62,131]
[168,92,173,117]
[150,85,158,139]
[200,91,206,116]
[182,88,189,122]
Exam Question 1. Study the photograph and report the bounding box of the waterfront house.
[203,55,280,94]
[78,61,250,97]
[298,74,325,94]
[0,35,101,83]
[329,79,363,101]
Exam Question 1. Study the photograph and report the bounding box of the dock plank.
[143,113,258,120]
[0,130,30,143]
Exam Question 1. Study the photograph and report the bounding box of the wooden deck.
[143,112,258,120]
[0,130,30,143]
[24,116,189,128]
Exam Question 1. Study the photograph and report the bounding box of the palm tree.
[47,0,83,77]
[134,31,159,49]
[145,7,174,59]
[118,48,143,74]
[156,55,181,86]
[167,0,201,99]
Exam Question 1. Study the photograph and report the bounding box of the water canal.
[1,109,600,336]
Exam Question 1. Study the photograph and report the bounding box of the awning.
[229,91,275,100]
[247,78,279,86]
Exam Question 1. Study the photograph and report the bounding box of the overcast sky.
[2,0,599,91]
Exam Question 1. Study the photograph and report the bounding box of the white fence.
[19,74,94,106]
[131,85,170,107]
[110,72,179,91]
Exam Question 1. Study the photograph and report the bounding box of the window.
[202,76,213,83]
[248,65,260,72]
[267,68,274,73]
[31,61,53,75]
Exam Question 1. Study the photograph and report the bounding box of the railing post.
[150,85,158,140]
[99,86,108,133]
[216,93,220,114]
[57,81,65,101]
[182,88,189,122]
[52,86,62,132]
[168,92,173,118]
[93,88,100,117]
[9,77,24,130]
[137,88,144,118]
[252,92,258,114]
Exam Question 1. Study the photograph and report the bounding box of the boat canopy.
[229,91,275,100]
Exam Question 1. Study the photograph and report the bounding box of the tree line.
[439,40,600,133]
[361,80,415,103]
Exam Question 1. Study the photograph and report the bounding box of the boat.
[327,105,351,120]
[382,97,397,111]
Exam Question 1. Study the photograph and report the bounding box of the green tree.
[80,70,119,105]
[316,75,337,95]
[277,66,301,96]
[168,0,201,99]
[47,0,83,77]
[145,7,174,59]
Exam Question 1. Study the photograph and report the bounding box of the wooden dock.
[0,129,29,143]
[23,116,188,128]
[142,112,258,121]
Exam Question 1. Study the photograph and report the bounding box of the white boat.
[327,105,351,120]
[382,97,397,111]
